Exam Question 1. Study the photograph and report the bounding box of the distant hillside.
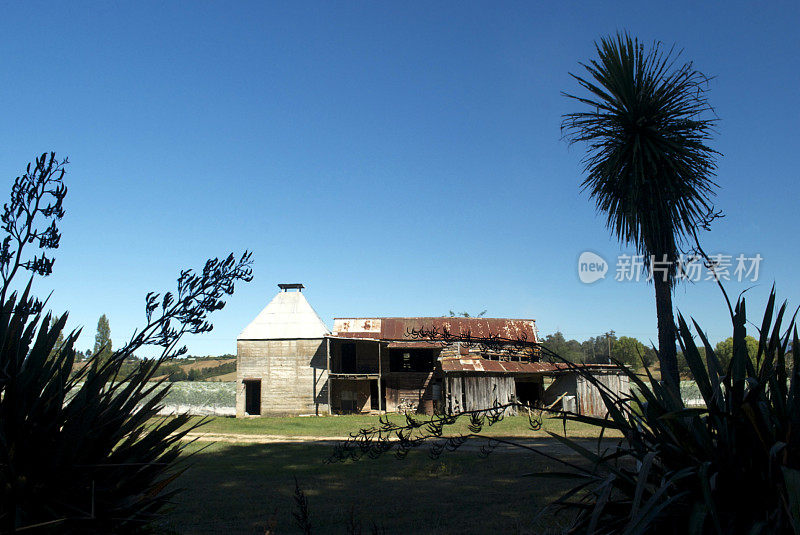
[70,356,237,382]
[153,357,236,382]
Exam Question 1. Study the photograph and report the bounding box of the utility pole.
[605,330,615,364]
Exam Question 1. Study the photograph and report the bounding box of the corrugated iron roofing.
[439,359,630,375]
[440,358,562,374]
[332,317,538,343]
[386,340,443,349]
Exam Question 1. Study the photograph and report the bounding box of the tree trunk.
[654,275,680,397]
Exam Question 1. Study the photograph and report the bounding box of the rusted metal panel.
[333,318,382,335]
[332,317,538,343]
[386,340,441,349]
[480,360,504,372]
[325,334,383,342]
[440,358,561,374]
[383,317,538,342]
[504,361,523,372]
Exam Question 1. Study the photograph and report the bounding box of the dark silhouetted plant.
[562,32,720,395]
[0,153,253,533]
[522,287,799,534]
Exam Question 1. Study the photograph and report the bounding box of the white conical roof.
[238,289,330,340]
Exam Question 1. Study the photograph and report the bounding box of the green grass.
[163,412,618,439]
[162,440,585,534]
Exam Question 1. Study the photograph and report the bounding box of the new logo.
[578,251,608,284]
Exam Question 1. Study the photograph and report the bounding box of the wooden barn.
[236,283,629,418]
[327,316,546,415]
[236,284,330,417]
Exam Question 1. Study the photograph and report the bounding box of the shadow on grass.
[162,439,583,535]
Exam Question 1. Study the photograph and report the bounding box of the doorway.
[369,379,386,411]
[244,379,261,415]
[515,379,543,406]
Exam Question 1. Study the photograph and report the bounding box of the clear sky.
[0,2,797,356]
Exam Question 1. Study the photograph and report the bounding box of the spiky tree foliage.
[525,288,800,534]
[562,33,719,394]
[0,153,254,533]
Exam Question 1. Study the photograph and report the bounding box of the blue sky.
[0,2,797,356]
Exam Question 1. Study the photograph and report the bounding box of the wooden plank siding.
[445,374,516,415]
[544,370,630,417]
[384,372,434,413]
[577,372,630,417]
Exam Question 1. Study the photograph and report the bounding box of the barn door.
[244,379,261,416]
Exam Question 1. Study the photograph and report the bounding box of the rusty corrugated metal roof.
[440,358,562,374]
[386,340,442,349]
[332,317,538,343]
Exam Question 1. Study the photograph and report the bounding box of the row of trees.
[540,330,657,367]
[541,329,766,376]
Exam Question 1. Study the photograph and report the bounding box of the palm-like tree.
[562,33,719,394]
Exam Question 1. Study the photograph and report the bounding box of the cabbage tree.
[562,33,719,393]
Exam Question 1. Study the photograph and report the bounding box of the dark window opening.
[369,380,386,410]
[341,343,357,373]
[389,349,435,372]
[244,379,261,415]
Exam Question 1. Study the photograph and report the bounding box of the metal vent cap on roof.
[278,283,304,291]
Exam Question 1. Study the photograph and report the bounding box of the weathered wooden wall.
[445,374,516,414]
[543,371,630,417]
[576,372,630,417]
[543,374,578,412]
[384,372,434,413]
[236,339,328,416]
[329,378,371,413]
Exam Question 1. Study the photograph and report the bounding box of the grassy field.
[205,370,237,381]
[167,412,618,439]
[157,414,618,533]
[162,440,586,534]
